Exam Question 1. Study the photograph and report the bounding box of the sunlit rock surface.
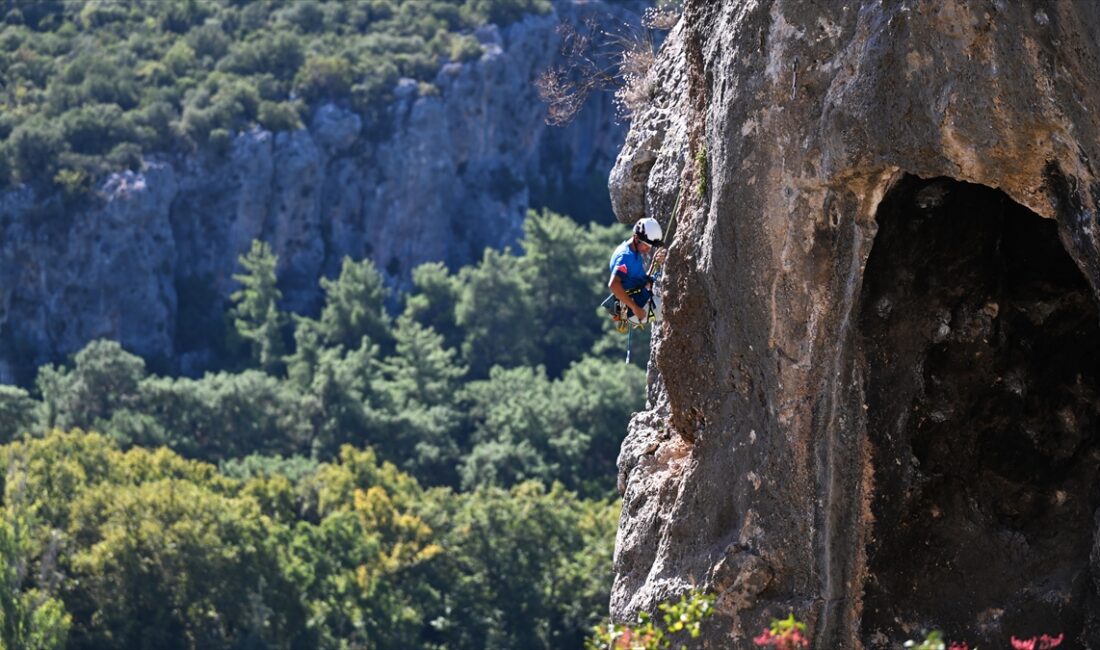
[610,1,1100,647]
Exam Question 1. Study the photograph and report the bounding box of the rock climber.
[606,217,667,325]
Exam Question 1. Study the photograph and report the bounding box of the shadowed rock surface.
[0,1,639,383]
[610,1,1100,647]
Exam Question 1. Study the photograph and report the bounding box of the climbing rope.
[642,184,677,281]
[608,184,686,362]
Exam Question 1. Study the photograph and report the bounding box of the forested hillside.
[0,208,650,648]
[0,0,662,646]
[0,0,550,194]
[0,0,637,382]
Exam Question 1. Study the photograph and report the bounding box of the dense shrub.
[464,0,553,26]
[60,103,136,155]
[257,100,303,132]
[8,116,65,183]
[294,55,353,102]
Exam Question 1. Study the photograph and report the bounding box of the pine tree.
[402,261,462,351]
[382,313,466,407]
[229,240,286,374]
[286,316,323,389]
[319,256,391,352]
[0,386,37,443]
[376,314,468,484]
[455,248,538,377]
[520,209,601,376]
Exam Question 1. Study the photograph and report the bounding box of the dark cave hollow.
[857,176,1100,649]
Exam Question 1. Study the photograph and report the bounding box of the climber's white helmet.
[633,217,664,247]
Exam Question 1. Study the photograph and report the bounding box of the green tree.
[8,117,65,184]
[0,385,37,443]
[455,248,538,377]
[319,256,391,352]
[294,55,353,102]
[0,431,119,530]
[220,31,304,79]
[287,446,443,649]
[257,100,303,131]
[403,261,462,351]
[161,40,197,77]
[0,463,71,650]
[185,22,230,61]
[65,479,305,649]
[553,356,645,496]
[460,356,643,496]
[381,313,466,408]
[286,316,324,389]
[35,339,146,432]
[520,209,609,376]
[59,103,136,156]
[376,313,467,484]
[158,0,210,33]
[461,0,552,26]
[307,339,383,458]
[429,481,616,650]
[128,371,314,460]
[230,240,286,374]
[460,365,562,489]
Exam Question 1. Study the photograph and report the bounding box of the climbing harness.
[601,287,655,334]
[601,186,683,362]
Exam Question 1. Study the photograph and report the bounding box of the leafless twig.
[538,7,680,126]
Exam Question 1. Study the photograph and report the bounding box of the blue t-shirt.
[609,239,648,291]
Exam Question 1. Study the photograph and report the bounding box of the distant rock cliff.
[611,1,1100,648]
[0,1,637,382]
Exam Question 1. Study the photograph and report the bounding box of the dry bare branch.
[538,6,680,127]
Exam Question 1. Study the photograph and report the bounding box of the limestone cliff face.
[0,1,636,382]
[611,1,1100,647]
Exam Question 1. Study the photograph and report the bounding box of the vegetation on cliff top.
[0,0,552,193]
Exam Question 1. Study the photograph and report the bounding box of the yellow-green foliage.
[0,465,72,650]
[587,590,716,650]
[0,430,617,649]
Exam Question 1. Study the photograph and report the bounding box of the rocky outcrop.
[0,1,639,382]
[611,1,1100,647]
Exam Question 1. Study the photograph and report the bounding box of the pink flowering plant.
[586,590,715,650]
[903,630,969,650]
[903,628,1065,650]
[1010,633,1064,650]
[752,613,809,649]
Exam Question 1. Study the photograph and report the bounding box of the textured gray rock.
[0,1,640,381]
[611,1,1100,647]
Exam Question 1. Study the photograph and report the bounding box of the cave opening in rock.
[858,176,1100,648]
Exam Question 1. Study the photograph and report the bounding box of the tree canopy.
[0,209,648,648]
